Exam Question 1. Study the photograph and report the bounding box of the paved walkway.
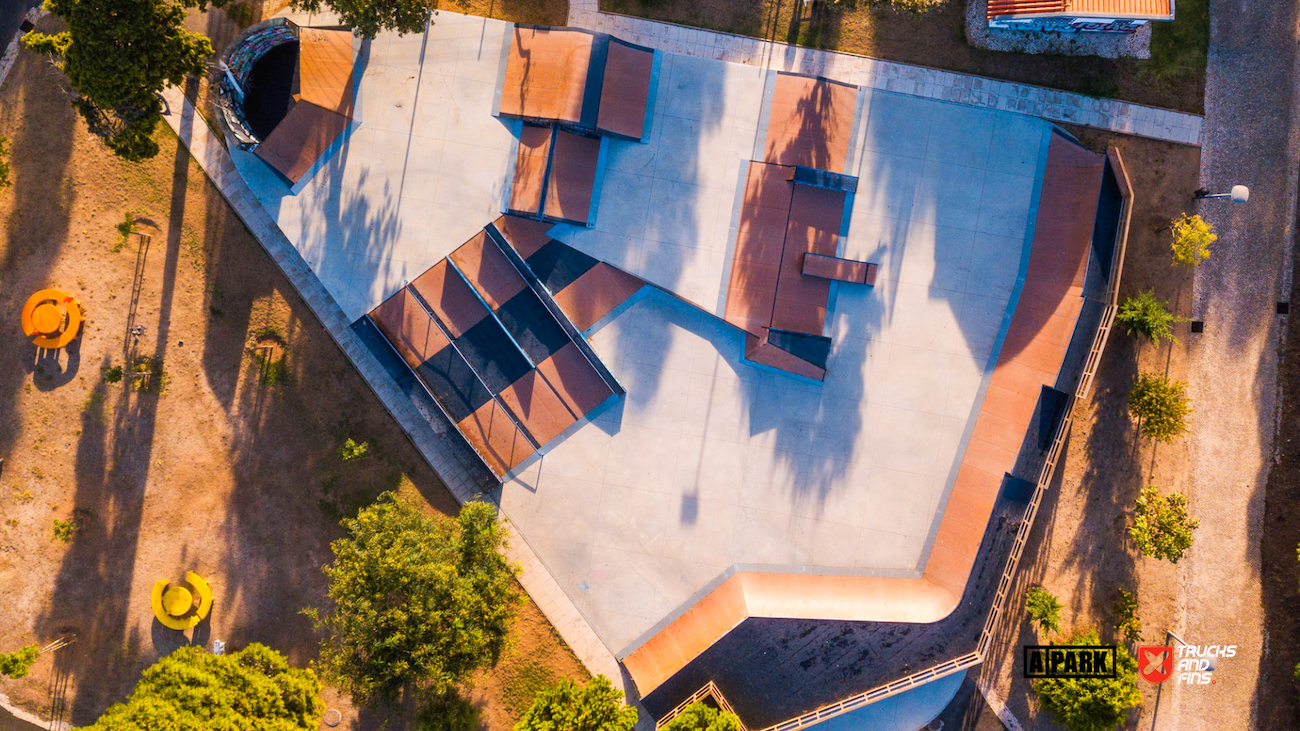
[565,0,1203,146]
[156,87,633,703]
[1163,2,1300,729]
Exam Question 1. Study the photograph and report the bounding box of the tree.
[290,0,429,38]
[78,644,322,730]
[1130,486,1198,563]
[1170,213,1216,267]
[1127,373,1191,441]
[1112,589,1141,644]
[0,643,38,679]
[1033,629,1141,731]
[24,0,227,160]
[819,0,946,10]
[1116,291,1187,347]
[1025,586,1062,635]
[515,676,638,731]
[306,494,518,705]
[660,702,743,731]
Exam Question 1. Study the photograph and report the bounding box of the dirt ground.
[0,43,584,730]
[971,130,1202,729]
[599,0,1206,114]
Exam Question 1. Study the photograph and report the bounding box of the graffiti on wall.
[988,16,1151,34]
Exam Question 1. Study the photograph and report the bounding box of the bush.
[1112,589,1141,644]
[1033,629,1142,731]
[0,136,10,190]
[1131,486,1198,563]
[306,495,518,704]
[336,437,369,461]
[1025,586,1062,635]
[515,675,638,731]
[1170,213,1216,267]
[79,644,322,729]
[102,364,124,383]
[0,644,39,679]
[416,692,480,731]
[1127,374,1191,441]
[1116,291,1187,346]
[660,702,743,731]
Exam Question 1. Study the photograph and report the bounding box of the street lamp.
[1194,185,1250,203]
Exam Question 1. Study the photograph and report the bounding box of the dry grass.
[599,0,1206,114]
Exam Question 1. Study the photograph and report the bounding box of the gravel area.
[965,0,1152,58]
[1165,2,1300,729]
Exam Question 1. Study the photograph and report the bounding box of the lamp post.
[1193,185,1250,203]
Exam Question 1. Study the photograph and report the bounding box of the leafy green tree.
[290,0,429,38]
[306,494,518,705]
[1127,373,1191,441]
[78,643,322,730]
[1033,629,1141,731]
[1130,486,1198,564]
[660,702,743,731]
[415,692,479,731]
[0,643,39,679]
[1116,291,1187,346]
[24,0,227,160]
[1170,213,1216,267]
[1112,589,1141,644]
[515,676,638,731]
[1025,586,1062,635]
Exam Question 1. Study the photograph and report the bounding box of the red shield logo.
[1138,645,1174,683]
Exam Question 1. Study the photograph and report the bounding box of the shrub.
[1127,374,1191,441]
[102,364,123,383]
[1033,629,1142,731]
[79,644,322,729]
[1170,213,1216,267]
[1112,589,1141,644]
[515,675,638,731]
[1131,486,1198,563]
[336,437,369,461]
[0,136,10,190]
[1116,291,1187,346]
[416,692,480,731]
[660,702,744,731]
[111,211,136,253]
[1025,586,1062,635]
[306,495,518,704]
[0,644,39,679]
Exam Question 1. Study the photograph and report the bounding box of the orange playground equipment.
[21,288,82,349]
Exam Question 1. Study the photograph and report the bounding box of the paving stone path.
[1164,2,1300,729]
[564,0,1203,146]
[156,87,634,706]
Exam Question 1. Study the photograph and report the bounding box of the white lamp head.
[1231,185,1250,204]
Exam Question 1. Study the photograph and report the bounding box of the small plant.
[1025,585,1062,635]
[111,211,136,253]
[1294,660,1300,686]
[1170,213,1216,267]
[1112,589,1142,643]
[1116,291,1188,347]
[1131,486,1199,563]
[1128,373,1191,441]
[337,437,369,462]
[102,364,123,383]
[0,136,11,190]
[52,518,78,543]
[0,644,39,679]
[130,355,170,394]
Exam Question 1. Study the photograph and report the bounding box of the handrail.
[752,146,1135,731]
[655,681,749,731]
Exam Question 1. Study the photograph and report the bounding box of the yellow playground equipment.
[151,571,214,630]
[21,288,82,349]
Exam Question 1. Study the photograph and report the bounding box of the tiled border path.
[157,87,634,706]
[564,0,1204,146]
